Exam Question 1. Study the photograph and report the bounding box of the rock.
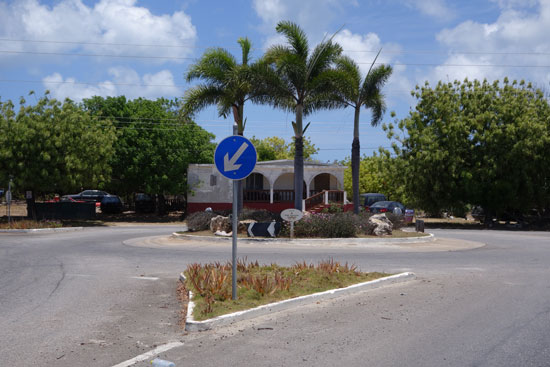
[210,215,231,233]
[367,214,393,236]
[210,216,256,234]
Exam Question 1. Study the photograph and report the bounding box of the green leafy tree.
[261,21,344,209]
[386,78,550,217]
[250,136,318,161]
[0,93,116,197]
[333,51,392,213]
[341,152,406,205]
[83,96,215,198]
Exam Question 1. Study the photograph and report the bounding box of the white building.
[187,159,347,213]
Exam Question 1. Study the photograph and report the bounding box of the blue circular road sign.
[214,135,257,180]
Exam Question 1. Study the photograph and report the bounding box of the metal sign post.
[7,177,13,228]
[280,208,304,239]
[214,134,257,300]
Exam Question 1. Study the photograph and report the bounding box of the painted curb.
[180,271,416,332]
[0,227,84,234]
[172,232,434,245]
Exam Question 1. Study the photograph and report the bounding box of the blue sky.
[1,0,549,162]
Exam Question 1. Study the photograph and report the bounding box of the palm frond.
[364,90,387,126]
[186,48,237,83]
[237,37,251,65]
[306,41,342,79]
[361,64,393,102]
[181,84,225,118]
[275,21,309,61]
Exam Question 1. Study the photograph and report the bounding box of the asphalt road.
[1,227,550,366]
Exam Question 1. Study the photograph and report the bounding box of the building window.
[246,173,264,190]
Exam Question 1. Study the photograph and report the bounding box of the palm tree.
[182,37,260,211]
[333,51,392,214]
[260,21,344,210]
[182,37,255,135]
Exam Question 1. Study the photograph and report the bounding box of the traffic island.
[181,271,416,332]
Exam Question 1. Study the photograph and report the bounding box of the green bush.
[186,211,217,232]
[385,213,405,230]
[282,212,359,238]
[239,208,277,222]
[321,202,344,214]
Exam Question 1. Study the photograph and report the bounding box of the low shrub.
[385,213,405,230]
[185,211,217,232]
[321,202,344,214]
[239,208,277,222]
[281,212,359,238]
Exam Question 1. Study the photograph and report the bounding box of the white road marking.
[131,276,159,281]
[111,341,184,367]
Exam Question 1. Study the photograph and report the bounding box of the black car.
[63,190,108,203]
[360,193,387,209]
[134,193,155,213]
[100,195,124,214]
[369,201,405,214]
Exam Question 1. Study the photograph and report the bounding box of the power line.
[2,37,550,56]
[0,50,194,60]
[3,49,550,68]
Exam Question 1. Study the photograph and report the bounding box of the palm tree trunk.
[352,106,361,214]
[352,138,360,214]
[232,105,244,214]
[294,104,304,210]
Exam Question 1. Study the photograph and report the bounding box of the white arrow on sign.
[248,222,255,237]
[224,142,249,172]
[267,222,276,237]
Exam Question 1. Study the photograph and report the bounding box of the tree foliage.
[83,96,215,196]
[250,136,318,161]
[342,152,406,204]
[386,78,550,216]
[0,93,116,195]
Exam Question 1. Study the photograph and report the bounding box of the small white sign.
[26,191,33,199]
[6,190,12,203]
[280,208,303,222]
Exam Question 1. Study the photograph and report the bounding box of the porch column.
[306,182,311,198]
[324,190,329,205]
[343,191,347,204]
[270,187,274,204]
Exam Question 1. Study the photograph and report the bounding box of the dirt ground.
[0,201,27,217]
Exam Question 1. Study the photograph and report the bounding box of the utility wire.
[2,37,550,56]
[3,49,550,68]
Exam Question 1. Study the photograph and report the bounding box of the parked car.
[360,193,387,210]
[100,195,124,214]
[63,190,109,206]
[59,196,85,203]
[134,193,155,213]
[369,201,405,214]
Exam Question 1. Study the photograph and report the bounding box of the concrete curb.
[172,232,434,245]
[0,227,84,234]
[180,271,416,332]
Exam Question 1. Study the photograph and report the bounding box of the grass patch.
[184,259,390,321]
[0,219,63,229]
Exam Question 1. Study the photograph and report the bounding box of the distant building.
[187,159,347,213]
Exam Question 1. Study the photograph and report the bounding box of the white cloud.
[432,0,550,85]
[404,0,454,20]
[334,29,413,106]
[252,0,356,45]
[0,0,196,62]
[43,68,182,101]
